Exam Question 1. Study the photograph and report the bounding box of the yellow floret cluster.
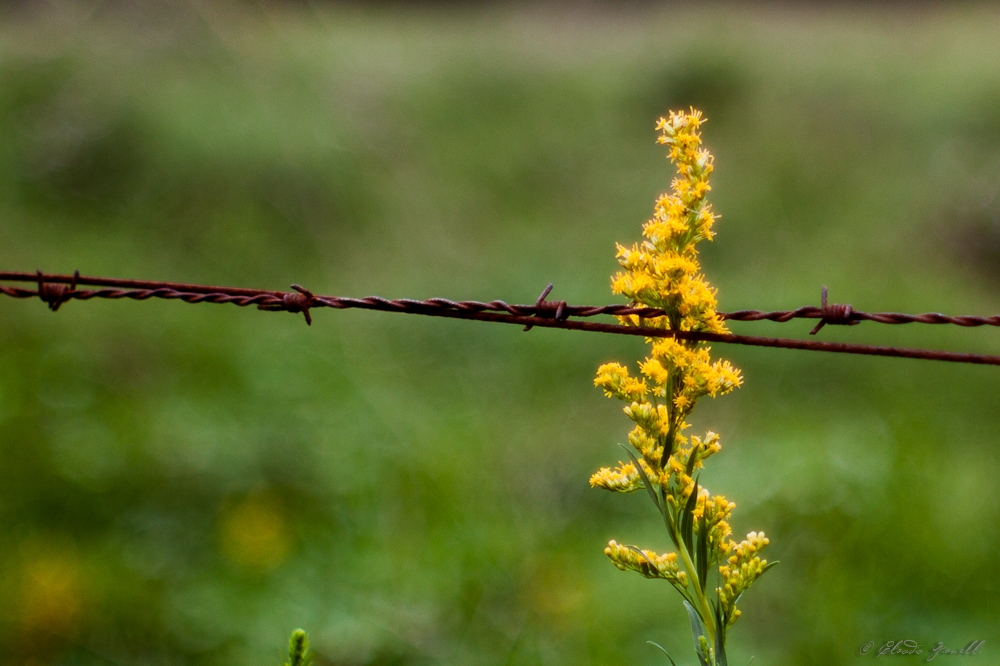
[605,540,688,587]
[611,109,727,336]
[718,532,771,627]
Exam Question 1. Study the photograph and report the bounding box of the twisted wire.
[3,270,1000,366]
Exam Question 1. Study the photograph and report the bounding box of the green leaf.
[697,513,709,594]
[619,443,661,515]
[683,600,711,666]
[681,478,699,554]
[664,420,678,461]
[662,485,680,549]
[647,641,679,666]
[716,636,729,666]
[685,443,701,478]
[713,600,729,666]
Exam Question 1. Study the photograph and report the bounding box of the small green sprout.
[285,629,311,666]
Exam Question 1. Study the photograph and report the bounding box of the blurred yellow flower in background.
[219,493,293,572]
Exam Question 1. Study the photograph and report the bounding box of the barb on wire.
[809,286,860,335]
[522,284,568,331]
[2,270,1000,367]
[258,284,316,325]
[37,269,79,312]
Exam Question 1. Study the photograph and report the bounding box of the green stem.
[658,308,716,661]
[674,519,717,660]
[657,495,699,609]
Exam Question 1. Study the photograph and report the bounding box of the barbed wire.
[3,270,1000,366]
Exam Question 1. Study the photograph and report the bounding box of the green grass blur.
[2,4,1000,665]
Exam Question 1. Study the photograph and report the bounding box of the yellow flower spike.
[595,363,649,402]
[657,469,672,487]
[623,401,658,433]
[691,487,712,521]
[590,461,653,493]
[592,109,773,659]
[639,357,669,386]
[717,531,774,629]
[654,405,672,434]
[627,425,657,455]
[699,431,723,458]
[604,540,687,588]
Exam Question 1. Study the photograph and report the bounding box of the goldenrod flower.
[605,540,687,587]
[590,460,655,493]
[592,110,773,662]
[718,532,772,628]
[595,363,648,402]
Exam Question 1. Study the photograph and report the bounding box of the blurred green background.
[2,3,1000,665]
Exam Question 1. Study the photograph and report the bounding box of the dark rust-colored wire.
[3,270,1000,366]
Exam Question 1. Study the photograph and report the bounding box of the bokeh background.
[2,3,1000,664]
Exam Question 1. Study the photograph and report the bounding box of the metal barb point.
[524,283,566,331]
[810,286,858,335]
[255,283,315,325]
[36,269,78,312]
[288,284,314,326]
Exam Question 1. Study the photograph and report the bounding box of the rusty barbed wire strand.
[3,270,1000,366]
